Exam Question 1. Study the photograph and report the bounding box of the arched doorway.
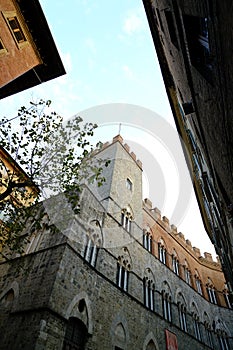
[63,317,88,350]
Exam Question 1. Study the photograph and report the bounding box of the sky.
[0,0,216,257]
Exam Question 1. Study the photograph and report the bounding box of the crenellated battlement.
[143,198,220,266]
[101,135,143,169]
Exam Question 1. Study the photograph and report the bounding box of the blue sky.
[0,0,216,257]
[1,0,170,118]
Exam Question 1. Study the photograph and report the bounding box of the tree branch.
[0,180,32,201]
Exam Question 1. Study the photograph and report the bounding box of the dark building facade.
[143,0,233,293]
[0,0,65,99]
[0,136,232,350]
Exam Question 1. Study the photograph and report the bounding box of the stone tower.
[88,134,143,249]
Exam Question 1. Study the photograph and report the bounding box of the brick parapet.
[142,198,221,269]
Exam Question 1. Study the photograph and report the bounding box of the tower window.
[126,178,132,191]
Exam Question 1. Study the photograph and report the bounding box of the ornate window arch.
[84,220,103,267]
[183,259,191,286]
[143,268,155,311]
[121,206,133,232]
[143,225,152,252]
[116,248,132,292]
[194,269,203,295]
[223,283,232,309]
[172,249,179,276]
[217,331,230,350]
[158,238,167,264]
[177,292,187,332]
[215,320,230,350]
[161,281,172,322]
[206,278,218,304]
[203,312,213,348]
[191,302,202,341]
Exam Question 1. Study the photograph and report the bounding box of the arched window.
[0,288,14,307]
[191,303,201,341]
[26,225,43,254]
[193,315,201,340]
[126,178,133,191]
[204,320,213,348]
[143,226,152,252]
[183,260,191,285]
[143,269,155,311]
[223,293,232,309]
[223,284,232,309]
[113,322,126,350]
[62,317,88,350]
[84,223,102,267]
[172,250,179,276]
[206,278,218,304]
[177,293,187,332]
[158,239,166,264]
[215,320,230,350]
[162,290,172,322]
[178,303,187,332]
[217,331,230,350]
[117,248,131,292]
[194,270,203,295]
[121,207,133,233]
[143,333,159,350]
[146,340,157,350]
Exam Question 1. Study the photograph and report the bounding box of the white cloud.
[87,58,95,70]
[122,65,134,79]
[123,11,144,35]
[85,37,96,54]
[76,0,98,14]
